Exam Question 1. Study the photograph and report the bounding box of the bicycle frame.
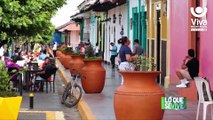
[70,73,80,95]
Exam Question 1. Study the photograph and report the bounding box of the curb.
[56,59,96,120]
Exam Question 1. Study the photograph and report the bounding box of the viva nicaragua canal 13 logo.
[190,6,208,31]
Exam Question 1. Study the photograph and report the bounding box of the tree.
[0,0,66,46]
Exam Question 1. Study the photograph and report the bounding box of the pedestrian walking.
[53,42,57,57]
[94,43,99,56]
[116,38,123,66]
[110,42,117,69]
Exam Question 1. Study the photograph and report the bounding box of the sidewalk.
[56,59,212,120]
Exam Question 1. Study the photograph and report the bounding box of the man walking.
[110,42,117,69]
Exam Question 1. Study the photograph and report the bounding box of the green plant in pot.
[133,56,157,71]
[84,44,102,60]
[71,50,82,56]
[114,56,164,120]
[63,47,73,54]
[0,61,23,119]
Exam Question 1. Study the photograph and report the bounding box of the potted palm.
[0,62,22,120]
[114,56,165,120]
[80,45,106,93]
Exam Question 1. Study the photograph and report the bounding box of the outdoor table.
[24,68,42,91]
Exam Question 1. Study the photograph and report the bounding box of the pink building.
[170,0,213,89]
[57,21,80,48]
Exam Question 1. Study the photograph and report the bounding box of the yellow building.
[146,0,170,87]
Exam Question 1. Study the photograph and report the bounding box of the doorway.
[102,24,105,59]
[156,10,161,84]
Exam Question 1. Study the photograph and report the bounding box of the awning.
[92,0,126,12]
[78,0,98,12]
[99,0,118,4]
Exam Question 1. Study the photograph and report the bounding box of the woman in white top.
[94,43,99,56]
[53,42,57,57]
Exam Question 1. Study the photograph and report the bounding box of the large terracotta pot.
[81,60,105,93]
[56,50,62,57]
[69,55,85,76]
[59,53,66,65]
[63,54,72,69]
[114,71,164,120]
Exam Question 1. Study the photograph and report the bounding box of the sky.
[51,0,84,28]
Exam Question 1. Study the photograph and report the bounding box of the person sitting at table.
[5,57,22,87]
[12,51,24,63]
[38,49,47,61]
[33,57,57,91]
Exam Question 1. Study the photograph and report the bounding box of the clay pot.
[114,71,164,120]
[81,60,105,93]
[56,50,63,63]
[63,54,72,69]
[56,50,62,57]
[59,53,66,65]
[69,55,85,76]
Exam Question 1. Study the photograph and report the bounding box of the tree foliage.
[0,0,66,45]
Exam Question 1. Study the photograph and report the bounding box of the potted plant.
[114,56,164,120]
[133,56,157,71]
[60,47,73,69]
[80,45,106,93]
[69,50,85,76]
[56,47,64,64]
[0,62,22,120]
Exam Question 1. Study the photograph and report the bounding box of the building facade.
[170,0,213,89]
[55,21,80,48]
[71,0,213,89]
[128,0,147,50]
[104,3,128,62]
[146,0,169,86]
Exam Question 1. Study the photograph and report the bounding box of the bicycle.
[61,69,82,108]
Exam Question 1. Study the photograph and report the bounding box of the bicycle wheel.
[64,84,82,108]
[61,82,72,104]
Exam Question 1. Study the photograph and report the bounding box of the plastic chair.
[46,69,57,93]
[34,68,57,93]
[194,77,213,120]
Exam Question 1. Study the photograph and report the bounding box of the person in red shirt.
[41,58,51,81]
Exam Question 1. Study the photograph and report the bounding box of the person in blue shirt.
[110,42,117,69]
[118,36,138,71]
[39,50,47,61]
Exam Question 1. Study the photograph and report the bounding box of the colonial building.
[52,21,80,49]
[146,0,169,86]
[170,0,213,89]
[71,0,213,90]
